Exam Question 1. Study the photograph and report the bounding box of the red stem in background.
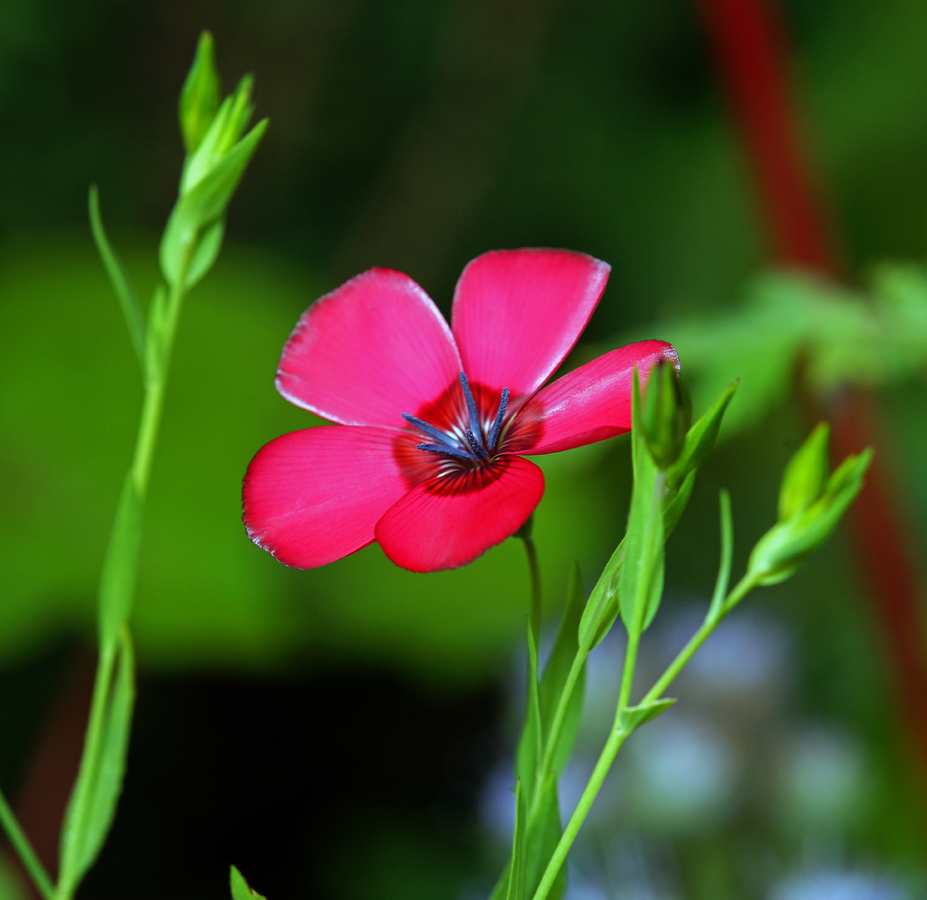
[696,0,927,779]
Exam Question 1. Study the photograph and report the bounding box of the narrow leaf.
[539,564,586,776]
[231,866,268,900]
[526,775,566,900]
[515,622,543,808]
[185,218,225,289]
[97,474,143,646]
[78,628,135,876]
[619,370,665,633]
[58,629,136,893]
[666,379,738,492]
[506,781,528,900]
[578,539,623,651]
[619,697,676,733]
[88,186,144,368]
[707,490,733,620]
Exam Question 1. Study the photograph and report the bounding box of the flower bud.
[179,31,221,156]
[748,442,872,586]
[642,360,691,470]
[778,423,830,523]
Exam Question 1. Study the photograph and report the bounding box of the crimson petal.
[451,249,611,397]
[375,456,545,572]
[513,341,679,455]
[276,268,462,427]
[243,426,410,568]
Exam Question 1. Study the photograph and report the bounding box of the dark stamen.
[487,387,509,450]
[458,372,484,448]
[465,429,489,460]
[417,442,475,462]
[402,412,457,449]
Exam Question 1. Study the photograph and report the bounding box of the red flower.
[243,249,677,572]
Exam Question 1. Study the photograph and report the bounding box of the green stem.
[640,571,757,706]
[531,726,629,900]
[530,555,759,900]
[57,274,189,900]
[0,788,56,900]
[534,648,585,794]
[521,533,542,649]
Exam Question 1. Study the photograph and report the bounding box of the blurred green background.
[1,0,927,897]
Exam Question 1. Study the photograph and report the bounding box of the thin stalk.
[531,727,629,900]
[57,270,189,900]
[534,648,585,792]
[521,534,542,649]
[640,571,757,707]
[530,569,760,900]
[0,788,56,900]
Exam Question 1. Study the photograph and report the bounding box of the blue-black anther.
[465,429,489,460]
[458,372,484,448]
[402,412,457,449]
[487,387,509,450]
[417,442,475,462]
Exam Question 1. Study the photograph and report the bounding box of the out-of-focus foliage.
[639,265,927,435]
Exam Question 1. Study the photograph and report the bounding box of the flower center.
[402,372,510,466]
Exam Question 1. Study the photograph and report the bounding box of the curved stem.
[0,788,56,900]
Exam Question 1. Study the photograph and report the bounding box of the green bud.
[748,444,872,586]
[162,39,268,289]
[641,360,691,470]
[179,32,221,155]
[778,422,830,522]
[666,379,738,491]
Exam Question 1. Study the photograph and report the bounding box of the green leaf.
[515,622,543,808]
[58,629,135,895]
[539,564,586,776]
[506,781,528,900]
[619,371,665,633]
[707,490,733,621]
[619,697,676,733]
[230,866,268,900]
[578,540,623,651]
[179,31,221,155]
[185,218,226,289]
[778,423,830,522]
[88,185,144,369]
[526,775,566,900]
[666,379,738,492]
[97,475,143,646]
[662,467,696,538]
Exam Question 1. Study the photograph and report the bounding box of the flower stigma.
[401,372,511,469]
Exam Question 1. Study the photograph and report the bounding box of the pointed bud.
[778,423,830,523]
[747,441,872,586]
[179,31,221,155]
[641,360,691,470]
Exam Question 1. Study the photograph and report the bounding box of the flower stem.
[56,273,189,900]
[521,532,542,649]
[0,787,56,900]
[530,568,760,900]
[534,648,585,793]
